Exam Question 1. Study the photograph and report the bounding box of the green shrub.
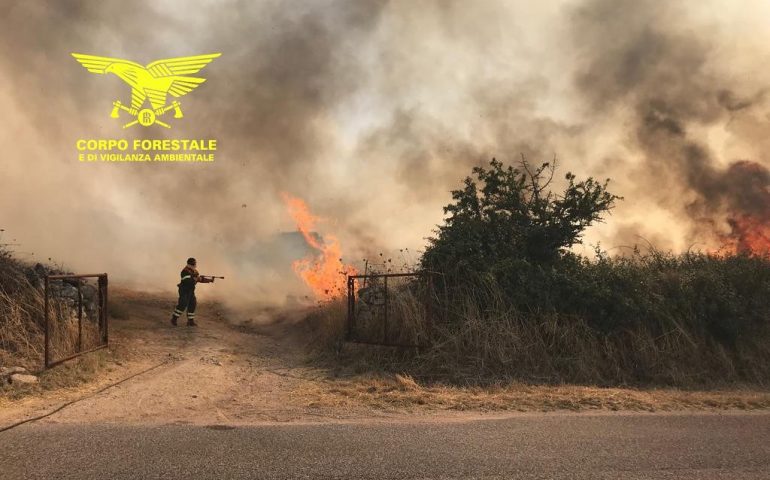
[421,157,620,276]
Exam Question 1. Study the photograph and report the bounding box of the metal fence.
[346,273,430,348]
[44,273,108,368]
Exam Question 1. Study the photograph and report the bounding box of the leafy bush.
[421,157,620,276]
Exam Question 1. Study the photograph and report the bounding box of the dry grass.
[0,287,103,371]
[302,297,347,351]
[302,290,770,411]
[0,252,104,372]
[308,278,770,388]
[0,268,46,370]
[295,373,770,412]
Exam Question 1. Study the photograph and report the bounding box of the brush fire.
[282,193,357,300]
[722,214,770,256]
[708,161,770,256]
[5,2,770,476]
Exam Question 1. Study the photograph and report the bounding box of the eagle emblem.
[71,53,221,128]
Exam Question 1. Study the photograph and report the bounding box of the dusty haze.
[1,0,770,305]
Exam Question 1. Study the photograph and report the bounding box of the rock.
[59,284,80,301]
[9,373,38,385]
[0,366,27,378]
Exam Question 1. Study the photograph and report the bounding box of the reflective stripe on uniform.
[174,309,183,314]
[181,275,192,280]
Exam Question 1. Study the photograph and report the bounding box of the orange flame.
[720,214,770,256]
[707,160,770,257]
[282,193,357,300]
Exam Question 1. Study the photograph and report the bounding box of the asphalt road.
[2,413,769,479]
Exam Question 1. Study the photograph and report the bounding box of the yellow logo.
[71,53,221,129]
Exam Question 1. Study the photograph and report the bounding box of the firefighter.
[170,257,214,327]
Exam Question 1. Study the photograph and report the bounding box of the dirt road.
[0,289,385,427]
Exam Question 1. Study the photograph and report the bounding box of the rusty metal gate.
[44,273,108,368]
[346,273,430,348]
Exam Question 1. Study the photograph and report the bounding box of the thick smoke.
[1,0,769,305]
[0,0,391,303]
[570,0,770,251]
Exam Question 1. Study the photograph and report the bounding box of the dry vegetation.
[0,249,104,374]
[309,265,770,387]
[0,253,133,404]
[295,373,770,413]
[0,251,47,370]
[301,289,770,411]
[302,159,770,402]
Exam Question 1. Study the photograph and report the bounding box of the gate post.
[44,276,50,368]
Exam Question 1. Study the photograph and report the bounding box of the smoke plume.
[1,0,769,304]
[570,0,770,252]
